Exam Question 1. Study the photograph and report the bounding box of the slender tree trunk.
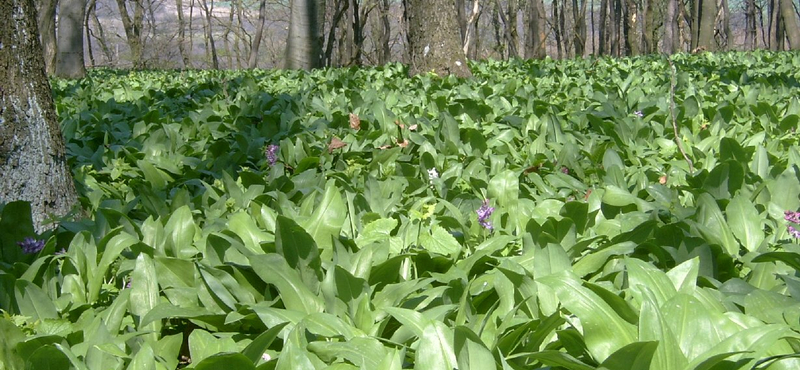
[508,0,520,57]
[1,0,79,232]
[177,0,192,68]
[37,0,58,74]
[492,0,505,57]
[375,0,391,64]
[611,0,621,56]
[249,0,267,68]
[780,0,800,49]
[573,0,587,56]
[85,0,95,67]
[115,0,144,68]
[744,0,756,49]
[525,0,547,58]
[287,0,322,69]
[456,0,467,41]
[663,0,678,53]
[600,0,609,54]
[554,0,563,58]
[404,0,471,77]
[769,0,783,49]
[56,0,86,78]
[198,0,219,69]
[324,0,348,66]
[88,1,113,64]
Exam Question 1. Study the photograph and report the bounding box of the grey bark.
[663,0,679,53]
[1,0,79,232]
[287,0,322,69]
[525,0,546,58]
[375,0,391,64]
[199,0,219,69]
[780,0,800,49]
[177,0,193,68]
[404,0,471,77]
[115,0,144,68]
[56,0,86,78]
[744,0,757,49]
[37,0,58,74]
[248,0,268,68]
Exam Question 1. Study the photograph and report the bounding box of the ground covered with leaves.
[2,51,800,369]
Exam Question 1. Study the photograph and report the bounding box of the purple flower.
[476,199,494,230]
[560,166,569,174]
[634,110,644,117]
[265,144,279,166]
[18,237,45,254]
[786,210,800,238]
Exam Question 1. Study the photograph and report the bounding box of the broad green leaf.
[130,253,161,342]
[25,346,71,370]
[598,341,658,370]
[301,180,347,251]
[666,257,700,294]
[89,229,137,302]
[510,350,594,370]
[638,287,688,370]
[307,337,385,368]
[416,321,458,370]
[626,258,678,308]
[189,330,239,365]
[0,317,26,370]
[726,194,764,252]
[419,225,461,255]
[126,342,156,370]
[242,323,289,364]
[164,205,199,259]
[275,215,323,289]
[228,212,270,254]
[355,218,397,247]
[14,280,58,320]
[249,254,324,314]
[693,193,739,256]
[195,353,256,370]
[539,271,637,362]
[454,326,496,370]
[661,294,725,362]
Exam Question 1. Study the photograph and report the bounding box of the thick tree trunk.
[37,0,58,74]
[780,0,800,49]
[663,0,678,53]
[404,0,471,77]
[56,0,86,78]
[1,0,79,232]
[624,0,638,55]
[525,0,547,58]
[287,0,322,69]
[375,0,391,64]
[553,0,563,58]
[115,0,144,68]
[694,0,716,51]
[599,0,609,54]
[769,0,783,50]
[573,0,587,56]
[744,0,757,49]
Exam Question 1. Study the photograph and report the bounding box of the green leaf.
[126,342,156,370]
[130,253,161,342]
[626,257,678,308]
[538,271,637,362]
[419,225,462,255]
[25,346,71,370]
[228,212,270,254]
[276,215,323,289]
[301,180,347,251]
[638,287,688,370]
[355,218,397,247]
[726,194,764,252]
[416,321,458,370]
[164,205,198,259]
[598,341,658,370]
[14,280,58,320]
[454,326,496,370]
[249,254,324,314]
[693,193,739,256]
[189,330,239,365]
[751,252,800,271]
[242,322,289,364]
[0,317,26,370]
[195,353,256,370]
[307,337,386,368]
[511,350,594,370]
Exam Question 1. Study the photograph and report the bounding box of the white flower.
[428,168,439,180]
[261,353,272,362]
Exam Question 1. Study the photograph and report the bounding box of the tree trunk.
[177,0,193,68]
[508,0,520,58]
[769,0,783,49]
[663,0,678,53]
[85,0,95,67]
[693,0,716,51]
[88,0,113,64]
[624,0,638,55]
[525,0,547,58]
[573,0,587,56]
[553,0,563,58]
[115,0,144,68]
[780,0,800,49]
[249,0,267,68]
[404,0,471,77]
[599,0,609,54]
[198,0,219,69]
[376,0,391,64]
[56,0,86,78]
[1,0,79,232]
[611,0,621,56]
[287,0,322,69]
[744,0,757,49]
[36,0,58,74]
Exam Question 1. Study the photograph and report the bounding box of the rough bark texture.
[404,0,471,77]
[287,0,322,69]
[744,0,757,49]
[663,0,678,53]
[525,0,547,58]
[696,0,716,50]
[56,0,87,78]
[1,0,79,231]
[36,0,58,74]
[177,0,193,68]
[780,0,800,49]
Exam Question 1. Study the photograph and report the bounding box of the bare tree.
[780,0,800,49]
[56,0,87,78]
[1,0,79,231]
[177,0,193,68]
[115,0,145,68]
[404,0,471,76]
[36,0,59,74]
[287,0,322,69]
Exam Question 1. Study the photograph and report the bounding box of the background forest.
[38,0,800,73]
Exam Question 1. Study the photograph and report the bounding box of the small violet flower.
[634,110,644,117]
[18,237,45,254]
[265,144,279,166]
[476,199,494,230]
[785,210,800,238]
[560,166,569,174]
